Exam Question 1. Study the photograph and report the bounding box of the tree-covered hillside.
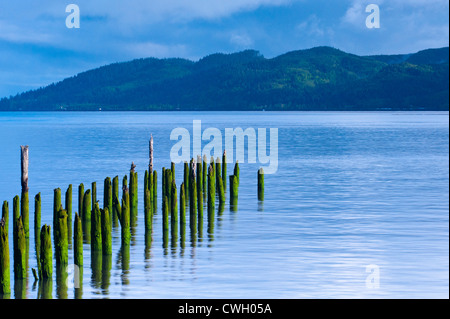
[0,46,448,111]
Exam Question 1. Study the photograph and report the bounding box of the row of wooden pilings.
[0,140,265,297]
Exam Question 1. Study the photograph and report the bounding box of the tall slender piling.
[180,183,186,228]
[78,184,84,220]
[1,201,8,234]
[34,194,41,272]
[82,189,91,222]
[129,163,138,224]
[144,188,152,232]
[55,209,68,266]
[165,169,172,214]
[101,208,112,255]
[149,134,154,174]
[14,216,26,279]
[218,176,225,205]
[189,163,197,232]
[104,178,112,224]
[171,162,176,184]
[208,165,215,215]
[171,182,178,227]
[0,218,10,295]
[153,170,158,212]
[120,198,130,246]
[234,162,240,186]
[91,203,102,252]
[162,167,166,199]
[222,150,227,190]
[53,188,61,230]
[112,176,119,226]
[163,197,169,241]
[144,170,149,213]
[65,185,72,238]
[229,175,239,211]
[203,155,207,196]
[39,225,52,279]
[216,157,222,192]
[197,159,203,223]
[258,168,264,201]
[184,162,189,201]
[91,182,97,206]
[74,213,83,267]
[20,145,29,240]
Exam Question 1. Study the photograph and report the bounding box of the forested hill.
[0,46,448,111]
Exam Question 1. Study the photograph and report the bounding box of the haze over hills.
[0,46,448,111]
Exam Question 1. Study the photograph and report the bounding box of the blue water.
[0,112,448,299]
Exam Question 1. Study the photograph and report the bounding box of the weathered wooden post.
[171,182,178,226]
[74,213,83,267]
[53,188,61,230]
[129,162,138,224]
[112,176,119,226]
[218,176,225,205]
[189,161,197,232]
[13,196,26,279]
[39,225,52,280]
[65,185,72,240]
[149,135,154,174]
[34,194,41,272]
[101,208,112,255]
[91,182,97,207]
[55,209,68,266]
[197,158,203,223]
[163,197,169,244]
[171,162,176,184]
[215,157,222,192]
[1,201,8,234]
[203,155,207,197]
[234,162,240,185]
[120,197,130,247]
[91,203,102,252]
[165,169,172,214]
[20,145,29,240]
[162,167,166,199]
[207,165,216,215]
[78,183,84,220]
[82,189,91,222]
[0,218,10,295]
[222,150,227,189]
[180,183,186,228]
[104,177,112,224]
[258,168,264,201]
[184,162,190,201]
[144,187,152,232]
[153,170,158,213]
[229,175,239,211]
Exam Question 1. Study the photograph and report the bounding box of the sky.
[0,0,448,98]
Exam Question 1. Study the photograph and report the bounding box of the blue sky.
[0,0,448,98]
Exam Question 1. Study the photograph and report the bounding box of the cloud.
[230,33,254,48]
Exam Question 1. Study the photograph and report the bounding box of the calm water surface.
[0,112,448,299]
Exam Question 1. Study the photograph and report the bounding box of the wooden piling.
[91,182,97,206]
[229,175,239,210]
[78,183,84,220]
[129,163,138,223]
[34,194,41,272]
[112,176,119,226]
[180,183,186,227]
[14,216,26,279]
[120,198,130,246]
[74,213,83,267]
[216,157,222,192]
[222,150,227,189]
[20,145,29,240]
[234,162,240,185]
[184,162,189,201]
[0,218,10,295]
[203,155,207,196]
[1,201,8,234]
[189,162,197,232]
[208,165,215,215]
[39,225,52,279]
[104,177,112,224]
[197,159,203,222]
[218,176,225,205]
[144,188,152,232]
[82,189,91,222]
[101,207,112,255]
[258,168,264,201]
[55,209,68,265]
[153,170,157,213]
[91,203,102,252]
[65,185,72,237]
[171,182,178,230]
[149,134,154,173]
[165,169,172,214]
[53,188,61,230]
[163,196,169,236]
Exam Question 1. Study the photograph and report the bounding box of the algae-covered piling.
[0,218,10,295]
[258,168,264,201]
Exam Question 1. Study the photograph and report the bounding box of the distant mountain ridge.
[0,46,448,111]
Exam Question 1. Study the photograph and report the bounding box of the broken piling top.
[130,162,136,173]
[20,145,29,192]
[149,134,154,173]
